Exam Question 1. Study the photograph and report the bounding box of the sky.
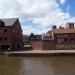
[0,0,75,35]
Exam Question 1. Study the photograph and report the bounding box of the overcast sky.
[0,0,75,34]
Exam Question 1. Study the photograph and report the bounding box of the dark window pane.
[71,38,74,41]
[0,37,2,41]
[5,29,7,32]
[5,37,7,41]
[65,38,67,42]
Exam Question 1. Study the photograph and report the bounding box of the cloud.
[60,0,66,5]
[22,25,48,35]
[0,0,75,34]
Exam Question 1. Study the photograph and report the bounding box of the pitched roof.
[53,28,75,34]
[0,18,17,26]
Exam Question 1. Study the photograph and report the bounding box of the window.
[13,29,16,32]
[64,38,67,42]
[71,38,74,43]
[71,38,74,41]
[0,37,2,41]
[57,37,62,44]
[4,29,7,32]
[57,37,64,44]
[0,29,3,32]
[5,37,7,41]
[43,36,50,40]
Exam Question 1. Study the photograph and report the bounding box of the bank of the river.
[0,51,6,55]
[6,50,75,56]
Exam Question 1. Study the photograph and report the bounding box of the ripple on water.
[0,55,75,75]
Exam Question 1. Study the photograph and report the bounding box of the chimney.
[52,25,57,29]
[59,26,64,29]
[66,23,74,29]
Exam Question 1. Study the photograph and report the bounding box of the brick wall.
[31,40,55,50]
[11,19,22,48]
[31,40,43,50]
[31,40,75,50]
[56,44,75,50]
[43,40,55,50]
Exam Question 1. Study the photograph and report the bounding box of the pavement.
[7,50,75,53]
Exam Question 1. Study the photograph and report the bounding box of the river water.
[1,55,75,75]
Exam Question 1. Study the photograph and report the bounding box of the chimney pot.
[52,25,57,29]
[66,23,74,29]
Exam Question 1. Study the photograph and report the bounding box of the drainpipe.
[13,29,16,50]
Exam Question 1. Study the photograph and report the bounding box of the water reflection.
[1,55,75,75]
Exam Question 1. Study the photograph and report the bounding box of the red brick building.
[0,18,22,50]
[48,23,75,49]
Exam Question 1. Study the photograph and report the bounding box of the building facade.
[48,23,75,49]
[0,18,22,50]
